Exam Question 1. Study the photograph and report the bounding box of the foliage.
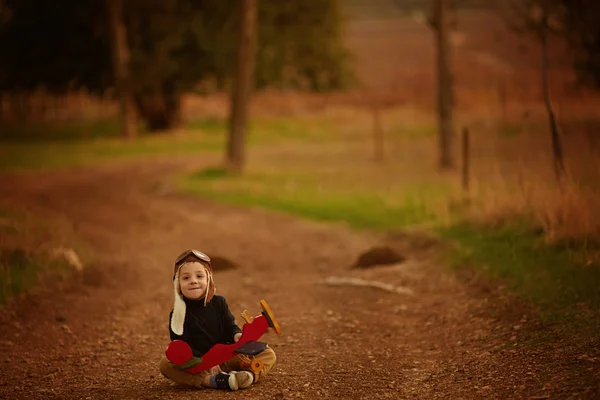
[2,109,599,317]
[0,0,353,129]
[501,0,600,89]
[256,0,354,91]
[500,0,564,40]
[559,0,600,88]
[0,0,110,93]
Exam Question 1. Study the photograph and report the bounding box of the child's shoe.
[213,372,238,391]
[232,371,254,389]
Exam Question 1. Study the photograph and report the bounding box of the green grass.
[0,136,223,171]
[0,123,226,172]
[186,116,337,144]
[0,207,89,306]
[179,159,600,320]
[439,222,600,320]
[185,118,226,134]
[389,123,436,139]
[180,166,446,229]
[2,114,598,323]
[0,116,346,172]
[0,248,74,305]
[0,119,124,142]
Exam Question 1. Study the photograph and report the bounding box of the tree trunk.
[372,105,385,162]
[226,0,257,174]
[106,0,137,139]
[540,10,565,181]
[0,93,7,122]
[431,0,455,169]
[134,90,182,132]
[461,127,470,200]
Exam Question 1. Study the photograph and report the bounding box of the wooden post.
[539,9,565,182]
[226,0,257,174]
[0,93,5,122]
[461,127,470,201]
[106,0,137,139]
[372,105,384,162]
[498,79,507,127]
[431,0,455,169]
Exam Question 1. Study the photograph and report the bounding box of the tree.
[503,0,566,180]
[0,0,111,94]
[0,1,10,25]
[429,0,456,170]
[106,0,137,139]
[559,0,600,88]
[256,0,353,91]
[226,0,257,174]
[124,0,209,131]
[0,0,353,131]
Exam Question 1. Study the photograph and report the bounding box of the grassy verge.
[0,116,338,172]
[0,118,124,142]
[2,114,599,323]
[1,137,224,172]
[0,130,224,172]
[0,208,88,306]
[178,163,600,322]
[439,222,600,323]
[0,115,358,302]
[0,248,73,305]
[179,167,445,229]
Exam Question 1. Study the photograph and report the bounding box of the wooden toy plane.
[165,299,281,374]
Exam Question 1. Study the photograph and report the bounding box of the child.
[159,249,277,391]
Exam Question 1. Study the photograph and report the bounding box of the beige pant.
[159,346,277,388]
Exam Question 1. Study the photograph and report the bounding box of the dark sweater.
[169,295,242,357]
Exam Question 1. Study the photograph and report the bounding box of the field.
[179,6,600,244]
[1,4,600,398]
[2,3,600,310]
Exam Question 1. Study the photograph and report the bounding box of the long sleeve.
[220,297,242,341]
[167,296,242,357]
[168,310,207,357]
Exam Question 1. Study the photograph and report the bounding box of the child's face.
[178,262,209,300]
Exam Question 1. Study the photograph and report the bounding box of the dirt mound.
[210,255,239,271]
[351,245,405,269]
[0,160,597,399]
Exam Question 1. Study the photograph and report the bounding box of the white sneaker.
[214,372,238,391]
[232,371,254,389]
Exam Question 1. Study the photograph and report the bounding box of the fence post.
[461,127,470,201]
[372,105,384,162]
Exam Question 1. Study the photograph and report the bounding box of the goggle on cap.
[170,249,217,335]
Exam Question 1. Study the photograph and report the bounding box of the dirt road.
[0,159,597,399]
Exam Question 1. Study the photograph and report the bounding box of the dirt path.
[0,159,597,399]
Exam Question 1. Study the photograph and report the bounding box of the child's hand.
[210,365,223,375]
[234,333,242,343]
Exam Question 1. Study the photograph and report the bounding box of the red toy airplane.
[165,299,281,374]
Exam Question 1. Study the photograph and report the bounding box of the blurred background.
[1,0,599,313]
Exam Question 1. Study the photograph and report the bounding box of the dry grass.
[0,204,88,304]
[0,202,87,256]
[182,80,600,244]
[2,7,600,246]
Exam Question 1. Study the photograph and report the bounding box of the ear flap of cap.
[170,272,186,335]
[204,263,217,304]
[203,268,216,306]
